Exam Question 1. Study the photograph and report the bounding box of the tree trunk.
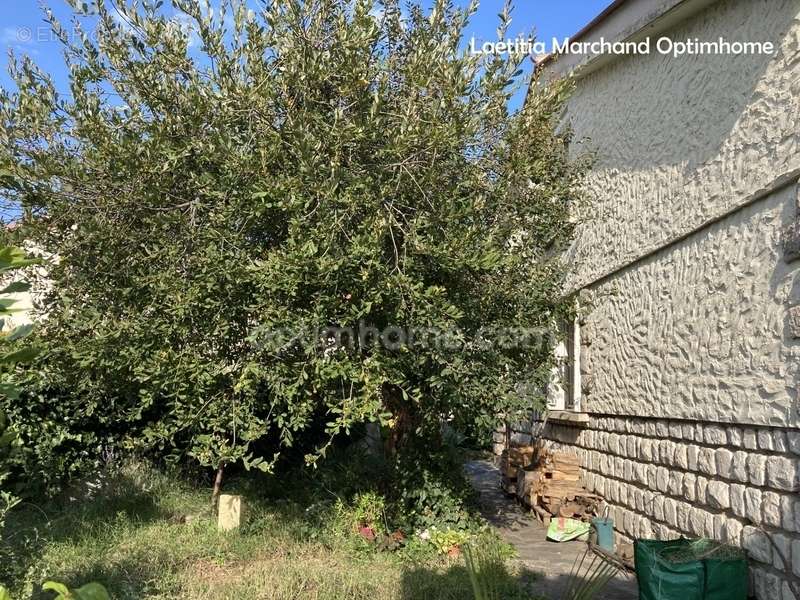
[211,462,225,513]
[382,383,417,457]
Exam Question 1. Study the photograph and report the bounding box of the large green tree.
[0,0,583,498]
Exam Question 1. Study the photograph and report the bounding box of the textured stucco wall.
[565,0,800,290]
[560,0,800,427]
[584,183,800,426]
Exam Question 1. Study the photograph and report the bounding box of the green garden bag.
[635,539,748,600]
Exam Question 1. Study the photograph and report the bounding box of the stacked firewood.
[500,445,602,525]
[499,444,538,494]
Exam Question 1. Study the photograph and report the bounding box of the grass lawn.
[1,460,539,599]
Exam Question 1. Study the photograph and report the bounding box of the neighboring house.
[1,230,50,330]
[499,0,800,597]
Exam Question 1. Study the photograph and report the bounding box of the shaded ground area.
[466,460,639,600]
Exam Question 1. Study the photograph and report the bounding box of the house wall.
[586,183,800,427]
[564,0,800,292]
[1,241,53,330]
[508,0,800,597]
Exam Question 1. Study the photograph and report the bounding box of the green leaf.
[74,583,111,600]
[0,247,39,273]
[0,585,12,600]
[1,346,39,364]
[0,383,20,400]
[4,324,34,342]
[0,281,31,295]
[0,298,20,313]
[0,430,16,447]
[42,581,72,597]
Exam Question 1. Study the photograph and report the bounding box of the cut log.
[502,447,602,523]
[543,469,581,482]
[500,476,517,495]
[532,504,551,525]
[508,446,536,469]
[558,501,586,518]
[516,468,540,502]
[552,458,581,467]
[500,458,518,478]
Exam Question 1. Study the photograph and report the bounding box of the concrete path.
[465,459,639,600]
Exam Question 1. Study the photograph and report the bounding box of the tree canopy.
[0,0,584,496]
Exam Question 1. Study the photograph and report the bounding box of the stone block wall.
[495,416,800,599]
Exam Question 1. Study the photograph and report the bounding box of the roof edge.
[537,0,631,68]
[536,0,721,79]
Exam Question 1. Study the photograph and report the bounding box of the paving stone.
[675,502,690,532]
[794,539,800,577]
[723,517,743,546]
[465,460,638,600]
[634,462,648,485]
[763,571,782,600]
[712,513,726,539]
[656,466,669,493]
[675,444,690,471]
[623,459,634,481]
[660,439,675,465]
[782,581,797,600]
[789,305,800,338]
[683,473,697,502]
[774,430,789,453]
[668,470,683,496]
[696,476,709,504]
[688,507,706,537]
[772,532,790,571]
[664,498,677,527]
[653,495,665,521]
[694,423,704,441]
[640,438,653,461]
[688,445,699,471]
[782,495,799,532]
[788,431,800,456]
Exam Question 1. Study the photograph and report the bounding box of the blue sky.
[0,1,611,107]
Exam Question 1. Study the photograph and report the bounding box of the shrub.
[1,0,584,497]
